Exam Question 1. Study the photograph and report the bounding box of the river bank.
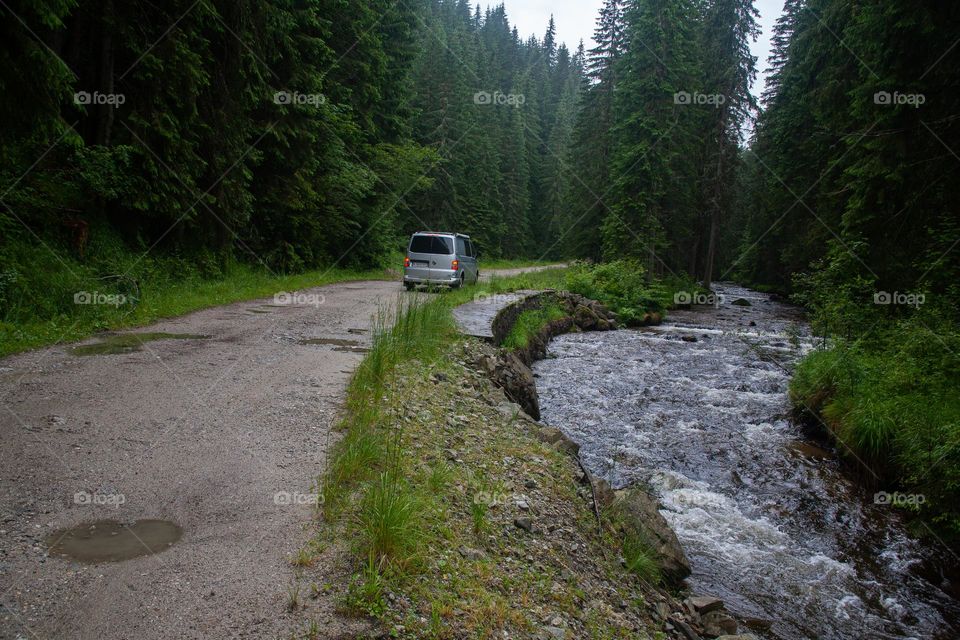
[534,284,960,639]
[314,277,760,639]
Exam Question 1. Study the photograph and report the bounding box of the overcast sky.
[500,0,785,97]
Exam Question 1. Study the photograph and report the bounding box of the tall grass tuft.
[622,531,661,584]
[360,469,422,565]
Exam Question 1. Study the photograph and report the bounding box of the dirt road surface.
[0,266,558,639]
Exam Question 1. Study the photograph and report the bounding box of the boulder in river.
[731,298,752,306]
[614,488,692,586]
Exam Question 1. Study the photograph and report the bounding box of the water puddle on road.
[70,333,209,356]
[46,519,182,563]
[535,283,960,640]
[298,338,369,353]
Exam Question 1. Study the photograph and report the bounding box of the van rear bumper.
[403,269,459,285]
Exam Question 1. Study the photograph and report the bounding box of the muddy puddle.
[71,333,208,356]
[46,519,182,563]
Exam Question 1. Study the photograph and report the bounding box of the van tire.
[403,282,415,291]
[452,273,465,289]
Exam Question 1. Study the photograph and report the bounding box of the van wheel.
[452,273,465,289]
[403,282,414,291]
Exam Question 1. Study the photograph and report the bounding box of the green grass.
[478,258,560,270]
[621,531,661,583]
[0,254,396,357]
[318,269,569,602]
[790,319,960,538]
[319,266,668,637]
[501,302,568,350]
[563,259,694,325]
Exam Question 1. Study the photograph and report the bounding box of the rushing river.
[534,284,959,640]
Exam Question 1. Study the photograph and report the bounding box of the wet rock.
[670,617,701,640]
[488,352,540,420]
[687,596,725,614]
[615,489,691,585]
[514,517,533,533]
[590,476,616,509]
[653,602,671,620]
[702,610,738,637]
[681,335,698,342]
[732,298,752,306]
[742,618,773,633]
[574,305,601,331]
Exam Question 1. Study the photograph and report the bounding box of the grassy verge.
[790,318,960,539]
[0,258,398,358]
[478,258,559,271]
[501,302,568,350]
[314,268,668,638]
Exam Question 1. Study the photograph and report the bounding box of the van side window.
[456,237,467,255]
[465,239,474,257]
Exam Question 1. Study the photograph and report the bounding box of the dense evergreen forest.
[1,1,959,532]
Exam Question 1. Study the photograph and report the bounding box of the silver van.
[403,232,479,290]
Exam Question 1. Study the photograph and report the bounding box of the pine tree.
[605,0,701,275]
[563,0,626,259]
[697,0,759,289]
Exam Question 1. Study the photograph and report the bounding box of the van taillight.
[404,256,410,268]
[451,259,459,271]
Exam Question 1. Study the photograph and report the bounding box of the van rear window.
[409,235,453,255]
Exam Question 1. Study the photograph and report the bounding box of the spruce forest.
[2,0,960,535]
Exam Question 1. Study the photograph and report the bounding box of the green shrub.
[563,260,679,325]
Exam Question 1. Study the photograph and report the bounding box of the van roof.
[412,231,470,238]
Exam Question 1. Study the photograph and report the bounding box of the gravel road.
[0,266,557,640]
